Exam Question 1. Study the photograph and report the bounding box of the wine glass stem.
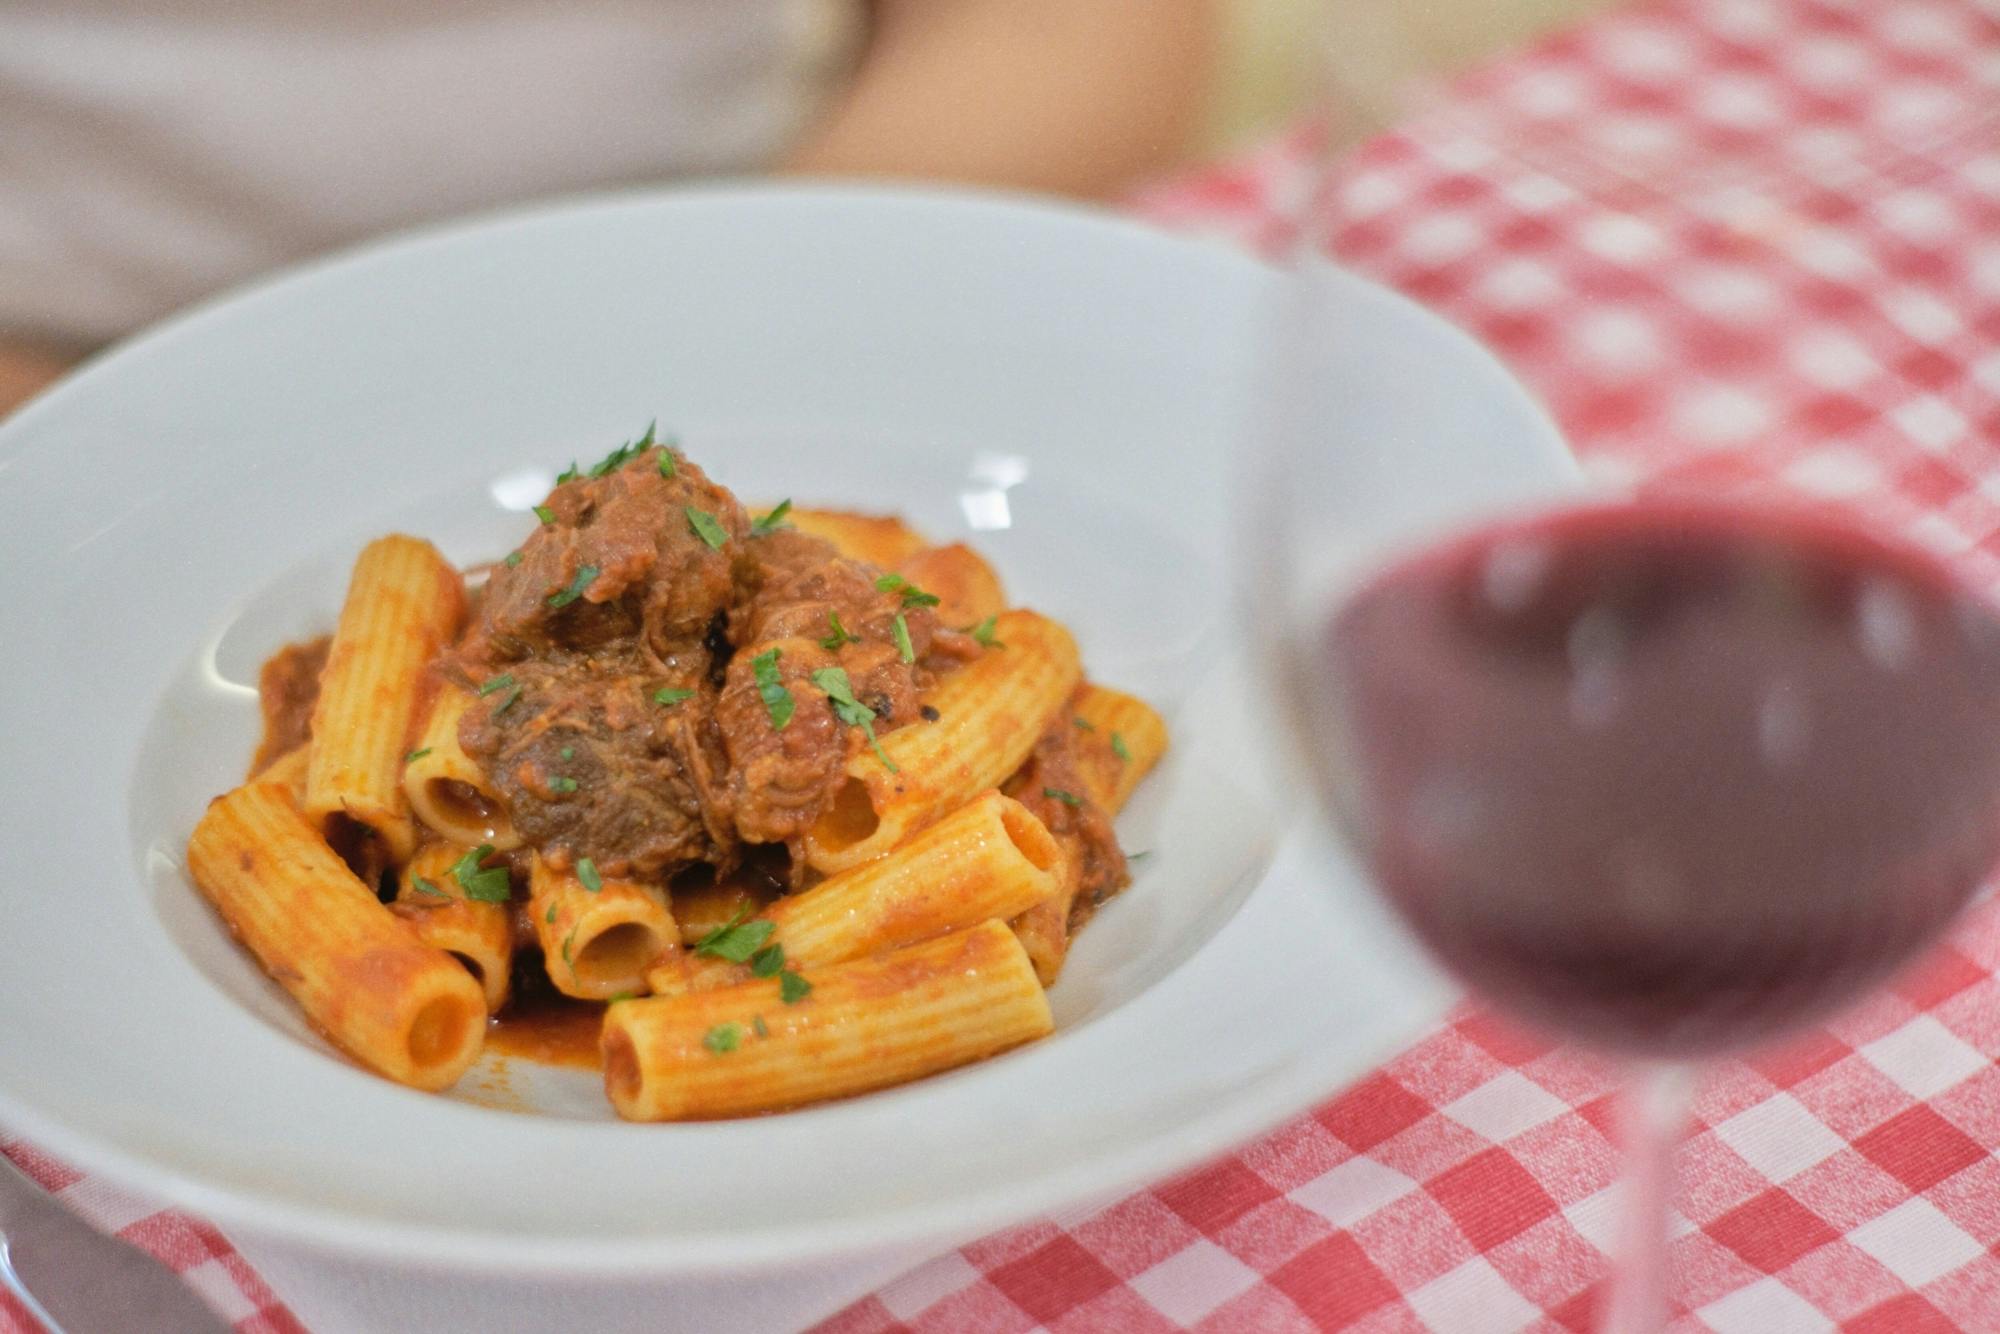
[1602,1062,1697,1334]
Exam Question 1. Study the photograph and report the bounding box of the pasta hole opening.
[448,952,486,989]
[407,995,477,1070]
[424,778,499,831]
[603,1026,641,1104]
[815,779,880,852]
[576,922,669,984]
[999,801,1063,875]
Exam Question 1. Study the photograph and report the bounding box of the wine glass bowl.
[1307,498,2000,1061]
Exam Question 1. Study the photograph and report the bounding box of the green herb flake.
[545,901,559,924]
[751,647,794,729]
[653,686,695,707]
[550,775,579,794]
[779,971,812,1004]
[450,844,512,903]
[753,1015,770,1038]
[555,462,580,485]
[562,925,579,971]
[560,745,575,761]
[410,876,449,899]
[751,499,792,537]
[657,448,677,478]
[819,611,857,652]
[1111,731,1132,762]
[476,673,516,697]
[893,613,915,664]
[587,420,657,478]
[812,666,900,773]
[703,1023,742,1054]
[749,943,785,978]
[1072,717,1095,732]
[1043,787,1083,808]
[968,616,1003,648]
[694,908,777,963]
[547,563,600,609]
[404,747,433,763]
[1127,850,1151,862]
[874,573,940,608]
[494,686,523,716]
[685,506,729,550]
[577,858,603,893]
[503,551,524,568]
[533,504,556,526]
[607,991,637,1004]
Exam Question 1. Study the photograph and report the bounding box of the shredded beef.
[251,636,329,775]
[449,445,988,880]
[1007,710,1131,928]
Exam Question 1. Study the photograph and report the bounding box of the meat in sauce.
[251,635,328,775]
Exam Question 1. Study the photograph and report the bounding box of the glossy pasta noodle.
[184,430,1166,1117]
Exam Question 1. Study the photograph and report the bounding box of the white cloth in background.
[0,0,862,344]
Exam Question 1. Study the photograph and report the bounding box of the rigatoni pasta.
[803,609,1083,873]
[304,535,465,862]
[603,921,1053,1121]
[187,780,487,1090]
[194,431,1163,1111]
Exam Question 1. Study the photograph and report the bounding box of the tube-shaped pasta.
[252,744,311,807]
[894,544,1006,627]
[672,876,777,946]
[804,610,1081,873]
[186,781,487,1090]
[391,843,514,1011]
[1012,896,1069,989]
[784,508,928,568]
[529,855,679,1001]
[305,536,465,862]
[603,920,1052,1120]
[772,791,1063,966]
[403,684,522,851]
[1071,685,1169,813]
[644,953,749,998]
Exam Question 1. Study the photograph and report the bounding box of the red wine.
[1318,501,2000,1057]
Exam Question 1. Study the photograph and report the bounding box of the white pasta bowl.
[0,185,1569,1273]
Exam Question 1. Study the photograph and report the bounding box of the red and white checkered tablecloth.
[9,0,2000,1329]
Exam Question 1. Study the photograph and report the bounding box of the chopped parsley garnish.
[534,504,556,526]
[560,745,575,761]
[752,1015,770,1038]
[576,858,602,892]
[550,775,579,794]
[703,1023,742,1054]
[751,647,794,729]
[555,462,580,485]
[779,971,812,1004]
[586,420,655,478]
[404,747,432,763]
[1111,731,1132,762]
[547,563,600,608]
[607,991,637,1004]
[685,506,729,550]
[410,876,448,898]
[450,844,512,903]
[657,448,677,478]
[476,673,516,697]
[562,925,579,971]
[1072,717,1095,731]
[968,616,1003,648]
[653,686,695,707]
[749,943,785,978]
[812,666,898,773]
[874,573,940,607]
[694,908,777,962]
[494,686,523,715]
[819,611,857,651]
[1043,787,1083,808]
[893,613,915,664]
[545,901,558,924]
[1127,850,1151,862]
[503,551,524,567]
[751,499,792,536]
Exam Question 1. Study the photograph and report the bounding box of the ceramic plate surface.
[0,185,1570,1273]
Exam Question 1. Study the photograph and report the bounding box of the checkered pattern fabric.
[5,0,1999,1328]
